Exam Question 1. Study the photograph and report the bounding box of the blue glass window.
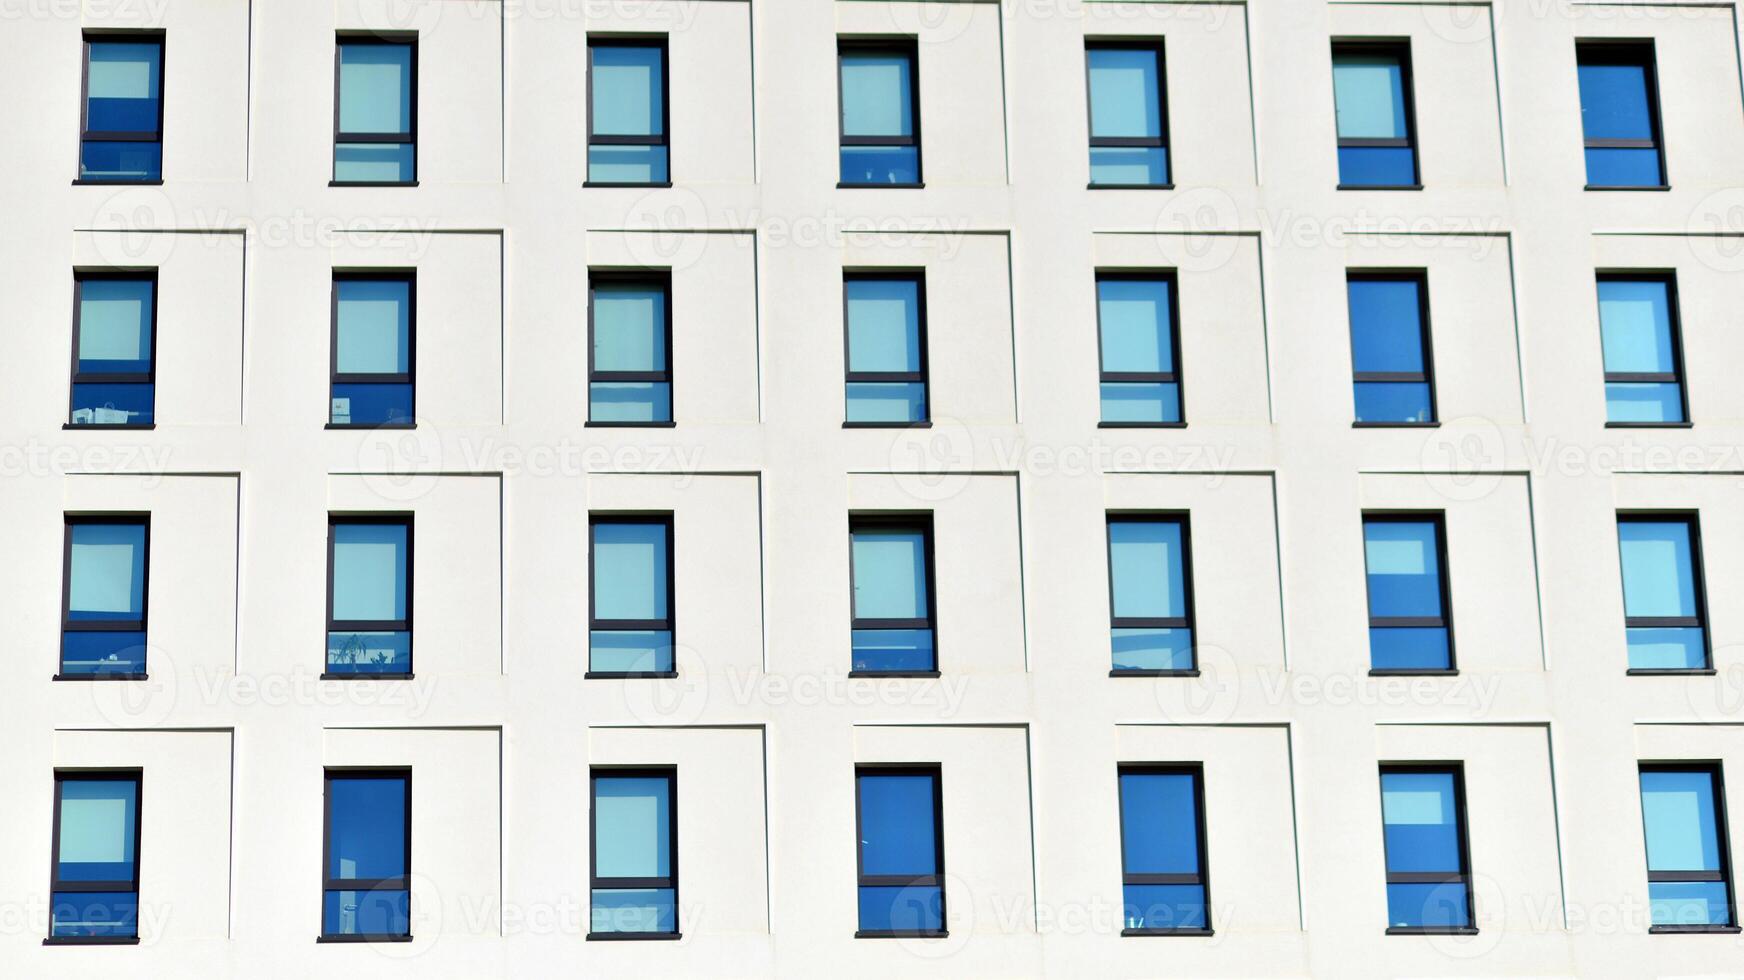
[1107,517,1194,672]
[327,518,412,676]
[589,274,671,424]
[1363,516,1452,671]
[850,519,935,673]
[856,768,944,936]
[1380,768,1472,930]
[331,275,414,426]
[1577,44,1665,187]
[1118,768,1209,933]
[334,39,416,183]
[589,41,668,184]
[322,771,411,939]
[1333,46,1417,187]
[1618,516,1708,671]
[71,274,155,427]
[60,518,149,678]
[80,36,163,182]
[1640,766,1735,929]
[1348,275,1434,424]
[50,773,141,941]
[1598,277,1685,424]
[1098,275,1180,424]
[845,275,927,424]
[839,42,920,186]
[591,770,678,936]
[1086,44,1168,187]
[589,518,674,675]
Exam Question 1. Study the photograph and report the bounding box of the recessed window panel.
[839,44,920,185]
[61,519,149,677]
[1348,276,1434,424]
[1380,768,1471,930]
[327,519,412,676]
[856,768,944,936]
[1577,45,1664,187]
[589,42,669,184]
[1098,276,1180,424]
[334,40,415,183]
[1107,517,1194,672]
[845,276,927,424]
[1118,768,1209,932]
[590,276,671,424]
[590,519,674,675]
[331,276,414,426]
[51,773,142,940]
[1363,516,1452,671]
[1618,517,1707,670]
[1332,47,1417,187]
[591,771,678,936]
[80,37,163,182]
[1086,45,1168,186]
[1598,277,1684,424]
[850,521,935,673]
[323,771,411,939]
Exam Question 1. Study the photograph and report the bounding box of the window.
[1639,765,1736,930]
[49,771,141,943]
[330,273,414,427]
[1118,766,1210,934]
[590,769,678,938]
[838,40,920,186]
[1363,515,1453,672]
[1331,43,1418,188]
[1348,273,1435,425]
[79,34,163,183]
[321,770,411,941]
[1106,516,1195,674]
[1097,273,1181,425]
[849,517,935,674]
[855,766,945,937]
[60,517,149,679]
[844,273,928,425]
[1577,42,1665,188]
[1379,766,1473,932]
[1085,42,1169,187]
[70,272,156,427]
[588,38,668,185]
[334,36,416,184]
[1617,515,1709,671]
[326,516,412,677]
[589,272,672,425]
[1598,275,1686,425]
[588,517,675,677]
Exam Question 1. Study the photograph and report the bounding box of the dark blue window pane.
[1348,279,1425,373]
[1584,147,1662,187]
[1578,62,1654,140]
[327,776,408,881]
[51,892,139,939]
[79,140,162,182]
[1090,146,1168,186]
[72,383,155,426]
[323,888,409,937]
[1119,772,1199,875]
[1381,771,1461,873]
[1649,881,1732,927]
[1364,520,1443,619]
[85,41,161,133]
[1122,884,1206,930]
[1354,382,1433,424]
[1369,626,1451,671]
[1338,146,1416,186]
[1100,382,1180,423]
[590,381,672,423]
[60,631,148,676]
[858,884,942,932]
[1111,627,1194,671]
[840,145,919,186]
[591,888,677,933]
[589,630,675,673]
[331,382,414,426]
[326,630,411,674]
[1387,881,1471,929]
[851,629,935,672]
[858,773,937,876]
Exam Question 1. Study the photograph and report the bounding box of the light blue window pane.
[331,523,408,622]
[588,145,668,184]
[338,44,411,134]
[68,523,146,621]
[334,143,415,183]
[1370,626,1451,671]
[327,776,407,880]
[1355,382,1434,424]
[1099,279,1172,374]
[594,776,671,879]
[1650,881,1731,927]
[1348,279,1424,373]
[846,383,926,423]
[336,279,410,375]
[593,285,666,373]
[1627,627,1707,670]
[590,382,671,423]
[851,529,927,620]
[1618,521,1697,619]
[78,279,153,370]
[1585,146,1661,187]
[1333,54,1407,139]
[1087,48,1161,139]
[1112,627,1194,671]
[1381,771,1461,873]
[592,522,669,620]
[851,629,935,673]
[841,53,913,137]
[1119,772,1199,874]
[840,145,919,185]
[1387,881,1470,929]
[51,891,139,938]
[1605,383,1683,424]
[1599,280,1675,374]
[57,779,138,881]
[1578,62,1654,141]
[858,773,937,875]
[858,884,942,932]
[1364,520,1442,619]
[1122,884,1206,930]
[85,42,161,132]
[589,630,674,673]
[1101,382,1180,424]
[1641,770,1722,872]
[847,280,920,372]
[1338,145,1417,186]
[323,888,408,937]
[1089,146,1168,186]
[326,630,411,673]
[592,888,676,933]
[1109,521,1185,619]
[592,46,663,136]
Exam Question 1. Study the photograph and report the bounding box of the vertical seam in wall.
[500,0,507,183]
[1284,722,1306,931]
[1504,234,1527,424]
[1254,234,1276,424]
[1014,473,1031,671]
[499,232,508,427]
[233,474,243,673]
[749,0,761,185]
[1270,471,1289,670]
[753,232,765,423]
[239,230,249,428]
[998,0,1012,184]
[1023,724,1040,932]
[226,728,237,938]
[1005,233,1020,423]
[761,725,774,936]
[757,472,769,671]
[1525,471,1550,670]
[1487,3,1509,186]
[1243,2,1260,184]
[499,472,507,674]
[1543,723,1572,930]
[497,725,506,936]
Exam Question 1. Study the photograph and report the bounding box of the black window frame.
[1597,271,1690,429]
[847,513,939,678]
[1347,269,1438,428]
[1083,39,1172,190]
[319,767,413,943]
[1639,761,1739,934]
[587,269,675,428]
[586,513,677,679]
[854,763,947,939]
[587,766,681,941]
[77,30,166,186]
[46,768,144,946]
[1106,512,1198,678]
[1576,39,1668,191]
[329,270,416,430]
[1378,762,1476,936]
[57,514,151,682]
[585,35,672,189]
[836,37,923,189]
[68,269,159,430]
[1362,511,1455,676]
[842,269,930,429]
[1095,270,1185,429]
[1116,763,1213,936]
[1331,39,1421,190]
[1618,511,1711,675]
[324,513,414,679]
[332,33,418,187]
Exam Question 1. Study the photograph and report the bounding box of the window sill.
[1352,421,1439,429]
[855,930,948,939]
[1606,421,1693,429]
[1386,926,1478,936]
[1088,183,1175,190]
[53,673,149,682]
[1585,184,1670,192]
[843,421,931,429]
[316,934,413,943]
[584,671,680,679]
[847,670,942,679]
[44,936,140,946]
[325,422,417,430]
[329,180,419,188]
[319,672,415,681]
[73,179,163,186]
[1627,667,1717,676]
[837,182,926,190]
[583,181,674,189]
[1649,924,1741,934]
[64,423,156,431]
[585,421,677,429]
[1121,927,1213,937]
[1110,668,1201,678]
[1369,668,1458,677]
[1336,184,1424,191]
[586,931,683,941]
[1098,421,1187,429]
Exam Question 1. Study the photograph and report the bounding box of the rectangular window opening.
[1380,765,1474,932]
[1348,273,1435,425]
[1332,42,1419,188]
[588,37,669,185]
[589,768,679,938]
[850,516,936,674]
[321,769,411,940]
[1363,514,1453,672]
[60,516,150,679]
[334,36,417,184]
[1618,515,1710,672]
[1097,273,1181,425]
[1086,41,1169,187]
[326,516,413,677]
[1640,764,1737,930]
[331,272,415,427]
[1107,515,1196,673]
[856,766,945,937]
[1599,274,1686,425]
[1577,41,1666,188]
[839,39,921,186]
[589,516,675,677]
[70,271,157,427]
[589,272,672,425]
[1118,765,1211,934]
[50,770,142,942]
[80,33,164,183]
[844,272,928,426]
